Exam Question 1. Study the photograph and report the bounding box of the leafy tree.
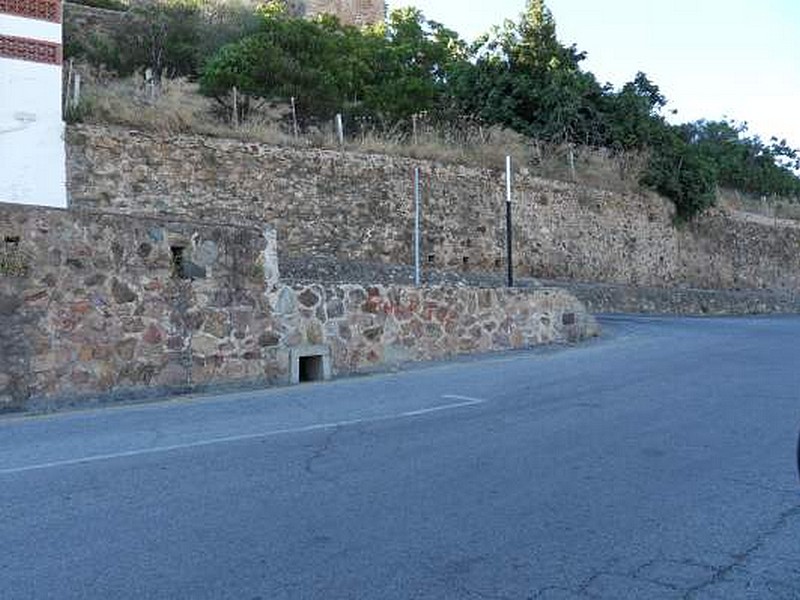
[360,8,468,123]
[66,0,262,79]
[684,120,800,199]
[200,5,469,126]
[451,0,602,143]
[200,6,370,121]
[641,126,718,221]
[600,72,666,150]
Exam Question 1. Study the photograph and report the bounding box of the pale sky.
[386,0,800,150]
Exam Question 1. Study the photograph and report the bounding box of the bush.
[641,128,717,221]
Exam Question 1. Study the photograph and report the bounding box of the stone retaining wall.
[66,125,800,294]
[0,204,283,412]
[0,204,596,412]
[562,281,800,316]
[279,255,800,316]
[271,283,596,375]
[64,3,128,49]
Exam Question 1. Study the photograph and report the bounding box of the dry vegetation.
[69,70,800,220]
[718,189,800,223]
[66,69,653,193]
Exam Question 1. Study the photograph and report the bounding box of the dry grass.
[718,188,800,222]
[68,70,648,190]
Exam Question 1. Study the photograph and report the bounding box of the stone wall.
[0,203,596,412]
[302,0,384,25]
[64,3,127,48]
[271,283,595,375]
[0,204,285,412]
[562,282,800,316]
[67,125,800,294]
[62,0,385,47]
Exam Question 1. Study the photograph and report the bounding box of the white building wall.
[0,6,66,208]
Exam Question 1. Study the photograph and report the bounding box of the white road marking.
[0,396,487,476]
[441,394,486,404]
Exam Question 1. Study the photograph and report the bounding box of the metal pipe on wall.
[506,155,514,287]
[414,167,421,286]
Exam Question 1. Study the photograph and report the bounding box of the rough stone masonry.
[67,125,800,293]
[0,204,597,413]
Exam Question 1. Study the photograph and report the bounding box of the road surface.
[1,315,799,599]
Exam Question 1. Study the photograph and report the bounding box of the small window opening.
[170,246,185,279]
[462,256,469,265]
[299,355,324,383]
[2,235,26,276]
[427,254,435,264]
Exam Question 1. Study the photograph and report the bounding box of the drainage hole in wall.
[299,355,324,383]
[170,246,185,279]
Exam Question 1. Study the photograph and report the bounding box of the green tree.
[600,72,666,150]
[360,8,468,123]
[641,125,718,221]
[451,0,601,143]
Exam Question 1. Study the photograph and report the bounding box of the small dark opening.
[494,258,502,268]
[170,246,185,279]
[427,254,435,264]
[299,355,324,383]
[4,235,20,245]
[462,256,469,265]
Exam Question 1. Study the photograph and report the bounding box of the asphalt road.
[1,315,799,599]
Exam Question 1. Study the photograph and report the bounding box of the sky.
[386,0,800,150]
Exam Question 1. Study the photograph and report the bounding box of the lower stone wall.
[563,281,800,316]
[271,283,597,375]
[0,205,597,413]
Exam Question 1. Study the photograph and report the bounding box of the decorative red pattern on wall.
[0,0,61,22]
[0,35,61,64]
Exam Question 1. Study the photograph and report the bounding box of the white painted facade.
[0,9,66,208]
[0,13,62,43]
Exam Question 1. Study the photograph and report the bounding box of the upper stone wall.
[66,125,800,293]
[63,0,385,35]
[301,0,384,25]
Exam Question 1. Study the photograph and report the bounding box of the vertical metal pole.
[63,58,73,116]
[506,155,514,287]
[232,86,239,127]
[291,96,299,138]
[336,113,344,146]
[72,73,81,110]
[414,167,421,286]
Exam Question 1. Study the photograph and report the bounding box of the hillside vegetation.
[67,0,800,220]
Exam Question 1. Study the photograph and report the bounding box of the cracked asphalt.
[1,314,799,599]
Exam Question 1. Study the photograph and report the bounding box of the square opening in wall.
[170,246,185,278]
[290,345,331,385]
[299,355,324,383]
